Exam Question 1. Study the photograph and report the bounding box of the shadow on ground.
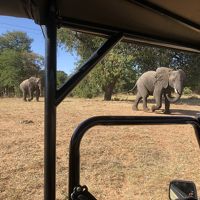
[169,109,200,116]
[146,97,200,106]
[125,98,200,117]
[177,97,200,105]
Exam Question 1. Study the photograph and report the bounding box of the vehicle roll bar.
[68,115,200,198]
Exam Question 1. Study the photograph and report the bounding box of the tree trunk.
[104,82,115,101]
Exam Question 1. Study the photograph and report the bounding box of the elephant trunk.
[165,89,182,103]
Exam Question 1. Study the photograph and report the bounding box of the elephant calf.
[131,67,186,114]
[20,77,41,101]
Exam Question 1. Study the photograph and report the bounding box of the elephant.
[131,67,186,114]
[20,77,41,101]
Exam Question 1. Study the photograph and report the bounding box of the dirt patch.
[0,97,200,199]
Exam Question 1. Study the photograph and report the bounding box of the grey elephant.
[20,77,41,101]
[131,67,186,114]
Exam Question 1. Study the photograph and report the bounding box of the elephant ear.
[155,67,172,89]
[28,77,36,82]
[29,77,40,84]
[178,69,186,81]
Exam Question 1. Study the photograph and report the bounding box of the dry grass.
[0,97,200,199]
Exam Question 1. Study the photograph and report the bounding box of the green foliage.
[134,46,175,73]
[175,52,200,93]
[58,29,136,100]
[57,70,68,89]
[58,29,104,58]
[0,50,22,87]
[0,31,33,52]
[183,87,193,95]
[0,31,43,97]
[73,76,101,98]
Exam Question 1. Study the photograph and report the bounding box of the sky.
[0,16,76,74]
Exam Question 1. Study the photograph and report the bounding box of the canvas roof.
[0,0,200,52]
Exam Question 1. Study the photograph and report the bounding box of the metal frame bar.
[68,116,200,198]
[56,32,123,106]
[44,2,57,199]
[44,23,57,200]
[58,17,200,53]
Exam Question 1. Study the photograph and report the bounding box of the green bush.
[183,87,193,95]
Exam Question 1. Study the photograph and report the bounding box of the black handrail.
[68,115,200,198]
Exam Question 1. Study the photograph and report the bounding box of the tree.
[133,46,174,74]
[0,50,24,96]
[57,70,68,89]
[58,29,136,100]
[0,31,43,97]
[0,50,43,96]
[91,43,136,100]
[171,51,200,92]
[0,31,33,52]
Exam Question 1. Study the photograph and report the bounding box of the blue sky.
[0,16,76,74]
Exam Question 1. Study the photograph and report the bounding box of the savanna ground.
[1,95,200,200]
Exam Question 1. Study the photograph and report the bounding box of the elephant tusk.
[174,88,178,94]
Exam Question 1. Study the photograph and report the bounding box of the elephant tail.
[127,83,137,94]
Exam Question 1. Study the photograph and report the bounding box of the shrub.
[183,87,193,95]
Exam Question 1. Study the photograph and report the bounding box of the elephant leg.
[132,93,142,111]
[23,91,27,101]
[164,94,171,114]
[28,89,33,101]
[35,89,40,101]
[142,94,149,112]
[151,89,162,112]
[36,96,39,102]
[140,88,149,111]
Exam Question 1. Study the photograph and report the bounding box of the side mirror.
[169,180,198,200]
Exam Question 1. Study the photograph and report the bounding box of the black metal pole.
[58,18,200,53]
[44,14,57,200]
[56,32,123,106]
[68,115,200,198]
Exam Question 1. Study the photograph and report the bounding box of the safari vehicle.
[0,0,200,200]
